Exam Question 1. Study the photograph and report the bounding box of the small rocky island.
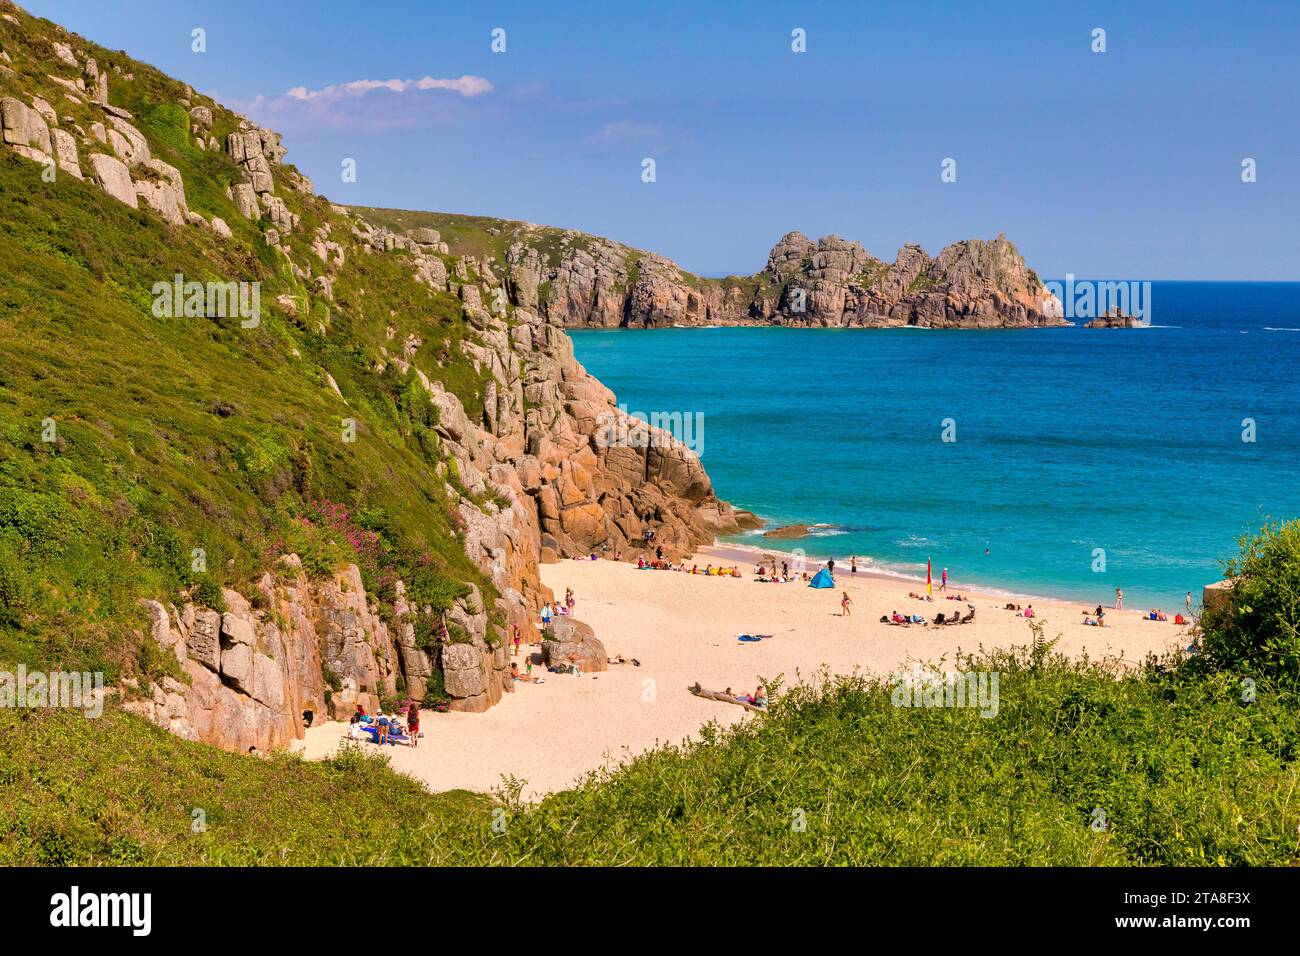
[1084,308,1146,329]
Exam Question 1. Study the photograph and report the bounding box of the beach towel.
[809,569,834,589]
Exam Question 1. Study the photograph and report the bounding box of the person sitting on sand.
[750,687,768,708]
[637,556,646,570]
[841,591,853,616]
[511,662,537,683]
[1024,605,1035,618]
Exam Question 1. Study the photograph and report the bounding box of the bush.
[192,576,226,612]
[1196,520,1300,686]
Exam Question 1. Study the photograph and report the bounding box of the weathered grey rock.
[2,97,52,156]
[229,182,259,219]
[189,105,213,131]
[442,642,485,698]
[88,153,138,208]
[210,216,232,240]
[133,157,188,225]
[49,127,82,178]
[541,617,608,672]
[187,608,221,671]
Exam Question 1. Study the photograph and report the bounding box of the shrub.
[192,576,226,612]
[1196,520,1300,687]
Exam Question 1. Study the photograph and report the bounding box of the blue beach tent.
[809,569,834,589]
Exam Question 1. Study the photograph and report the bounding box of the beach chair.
[960,607,976,624]
[933,612,947,625]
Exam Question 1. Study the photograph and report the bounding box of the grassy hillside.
[0,9,504,686]
[354,206,760,290]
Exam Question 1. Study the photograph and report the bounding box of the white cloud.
[285,75,493,101]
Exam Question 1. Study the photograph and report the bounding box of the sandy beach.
[295,547,1189,800]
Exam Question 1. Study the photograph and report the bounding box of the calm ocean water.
[568,282,1300,608]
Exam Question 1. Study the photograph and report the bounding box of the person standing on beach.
[407,703,420,748]
[851,556,858,576]
[1185,591,1193,616]
[1115,587,1124,610]
[827,557,836,576]
[512,624,521,658]
[941,567,948,592]
[841,591,853,616]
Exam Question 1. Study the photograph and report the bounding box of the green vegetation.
[0,5,498,686]
[3,634,1298,865]
[1194,519,1300,687]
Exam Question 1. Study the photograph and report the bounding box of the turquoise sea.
[568,282,1300,608]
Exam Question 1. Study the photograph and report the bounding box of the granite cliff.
[357,210,1065,330]
[0,1,754,751]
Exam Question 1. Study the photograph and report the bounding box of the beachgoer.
[941,567,948,591]
[751,687,768,708]
[850,556,857,576]
[841,591,853,616]
[512,624,521,658]
[1115,587,1124,610]
[656,545,664,562]
[376,712,390,745]
[407,703,420,747]
[541,602,553,625]
[827,558,836,576]
[1185,591,1192,615]
[782,561,789,578]
[1024,605,1035,618]
[302,708,314,728]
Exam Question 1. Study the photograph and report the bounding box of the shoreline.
[296,550,1189,801]
[703,535,1197,612]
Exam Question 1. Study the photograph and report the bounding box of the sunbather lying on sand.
[607,655,641,666]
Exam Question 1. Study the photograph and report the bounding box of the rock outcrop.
[487,226,1065,330]
[541,617,607,673]
[1083,308,1144,329]
[126,558,511,750]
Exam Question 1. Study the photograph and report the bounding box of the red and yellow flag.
[926,557,933,596]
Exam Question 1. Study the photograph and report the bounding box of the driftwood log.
[689,682,765,713]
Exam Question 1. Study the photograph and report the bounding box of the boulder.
[2,96,52,157]
[230,182,259,219]
[49,127,81,178]
[88,153,138,208]
[133,158,189,225]
[541,617,608,673]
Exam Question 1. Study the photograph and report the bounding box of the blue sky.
[27,0,1300,279]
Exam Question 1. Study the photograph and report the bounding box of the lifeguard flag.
[926,557,933,596]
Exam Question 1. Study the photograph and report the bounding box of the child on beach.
[841,591,853,616]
